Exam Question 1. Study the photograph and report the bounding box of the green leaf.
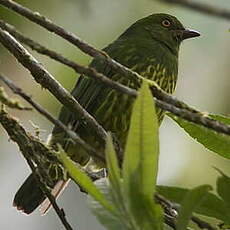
[123,81,162,230]
[105,134,126,215]
[58,150,116,214]
[88,178,127,230]
[176,185,212,230]
[157,185,230,224]
[216,169,230,213]
[168,113,230,159]
[105,133,122,195]
[123,81,159,200]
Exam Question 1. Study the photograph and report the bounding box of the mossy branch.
[0,19,136,97]
[0,108,73,230]
[0,86,31,110]
[155,194,217,230]
[0,74,105,163]
[0,28,108,143]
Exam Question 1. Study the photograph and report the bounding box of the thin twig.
[156,99,230,136]
[0,109,73,230]
[0,85,31,110]
[191,216,218,230]
[155,194,177,229]
[0,20,136,97]
[161,0,230,21]
[155,194,218,230]
[26,159,73,230]
[0,28,108,143]
[0,74,105,163]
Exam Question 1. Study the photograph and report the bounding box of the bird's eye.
[162,19,171,27]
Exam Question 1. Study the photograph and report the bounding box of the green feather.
[51,14,181,163]
[13,13,200,214]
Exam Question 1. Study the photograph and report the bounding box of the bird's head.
[122,13,200,56]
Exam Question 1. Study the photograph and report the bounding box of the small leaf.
[216,169,230,213]
[176,185,212,230]
[58,150,116,214]
[157,185,230,224]
[88,178,127,230]
[123,81,162,230]
[105,133,121,195]
[105,134,126,214]
[168,113,230,159]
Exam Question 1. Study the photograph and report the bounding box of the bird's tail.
[13,173,46,214]
[13,173,69,215]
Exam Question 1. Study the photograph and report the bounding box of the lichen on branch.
[0,86,31,110]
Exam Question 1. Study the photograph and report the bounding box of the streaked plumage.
[13,13,200,214]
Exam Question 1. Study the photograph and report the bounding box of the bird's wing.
[51,43,121,146]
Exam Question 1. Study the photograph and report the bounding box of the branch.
[0,28,108,143]
[0,85,31,110]
[0,74,105,163]
[0,86,217,230]
[1,20,230,138]
[161,0,230,21]
[155,194,218,230]
[191,216,218,230]
[0,0,199,105]
[26,158,74,230]
[0,20,136,97]
[1,106,216,230]
[0,108,73,230]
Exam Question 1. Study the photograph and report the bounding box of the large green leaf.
[157,185,230,224]
[176,185,212,230]
[168,113,230,159]
[58,150,116,214]
[122,81,162,230]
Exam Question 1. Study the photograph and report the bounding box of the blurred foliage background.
[0,0,230,229]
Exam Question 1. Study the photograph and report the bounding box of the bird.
[13,13,200,214]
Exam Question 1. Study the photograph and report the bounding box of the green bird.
[13,13,200,214]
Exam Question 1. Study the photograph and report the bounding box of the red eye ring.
[162,19,171,27]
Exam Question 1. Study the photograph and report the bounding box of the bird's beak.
[182,29,200,40]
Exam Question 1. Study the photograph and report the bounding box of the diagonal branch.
[0,28,108,143]
[155,194,218,230]
[191,216,218,230]
[0,85,31,110]
[1,105,216,230]
[26,158,74,230]
[161,0,230,21]
[0,20,136,97]
[0,74,105,163]
[0,109,74,230]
